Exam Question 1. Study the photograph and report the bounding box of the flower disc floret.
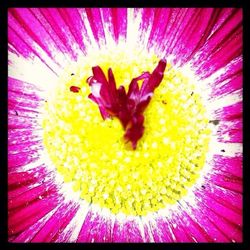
[42,48,211,216]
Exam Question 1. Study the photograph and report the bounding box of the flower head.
[8,8,242,243]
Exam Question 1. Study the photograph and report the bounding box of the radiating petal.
[77,209,113,242]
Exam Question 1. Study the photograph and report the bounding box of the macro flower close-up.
[8,8,242,243]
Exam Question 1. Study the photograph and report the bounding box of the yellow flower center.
[42,47,211,216]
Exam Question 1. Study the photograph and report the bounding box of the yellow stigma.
[42,47,211,216]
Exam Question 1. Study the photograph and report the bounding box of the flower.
[8,8,242,242]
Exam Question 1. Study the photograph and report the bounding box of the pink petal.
[85,8,106,45]
[8,182,57,210]
[77,210,112,242]
[212,155,242,180]
[217,119,242,143]
[214,101,242,121]
[112,218,144,242]
[192,190,242,242]
[182,202,231,242]
[8,196,60,236]
[148,217,175,242]
[31,202,79,242]
[193,9,242,78]
[101,8,127,43]
[12,207,57,243]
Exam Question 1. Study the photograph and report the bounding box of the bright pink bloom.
[8,8,242,242]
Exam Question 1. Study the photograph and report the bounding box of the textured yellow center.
[42,48,211,216]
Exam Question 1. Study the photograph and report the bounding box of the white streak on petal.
[56,202,90,242]
[141,217,154,242]
[209,89,242,110]
[9,39,64,74]
[15,206,59,243]
[201,56,241,86]
[140,15,154,52]
[15,154,44,172]
[148,217,163,242]
[209,141,242,157]
[126,9,141,50]
[136,218,146,242]
[100,10,116,48]
[91,83,101,98]
[78,11,99,51]
[8,52,59,96]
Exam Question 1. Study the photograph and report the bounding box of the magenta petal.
[207,172,242,193]
[205,184,242,213]
[31,202,79,242]
[8,9,61,73]
[112,218,144,242]
[149,217,174,242]
[8,196,59,235]
[182,202,231,242]
[175,211,213,242]
[8,77,43,96]
[211,71,242,97]
[191,191,242,242]
[169,218,196,242]
[217,119,242,143]
[195,189,242,227]
[9,9,56,61]
[8,115,40,130]
[85,8,106,45]
[8,131,41,148]
[193,9,242,78]
[77,210,112,242]
[8,165,46,186]
[8,183,57,210]
[8,90,41,112]
[8,179,52,203]
[173,9,215,63]
[101,8,127,43]
[208,154,242,193]
[8,165,53,202]
[8,151,40,170]
[147,8,171,51]
[215,101,242,121]
[212,155,242,179]
[141,222,152,242]
[155,9,187,57]
[12,208,56,243]
[57,9,87,53]
[39,9,79,61]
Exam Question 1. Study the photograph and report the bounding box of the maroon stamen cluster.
[86,59,167,149]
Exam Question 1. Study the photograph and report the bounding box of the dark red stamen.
[86,59,167,149]
[70,86,81,93]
